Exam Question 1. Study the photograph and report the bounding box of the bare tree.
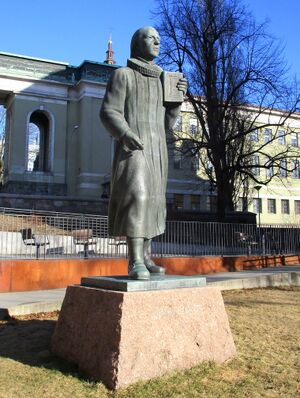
[153,0,300,220]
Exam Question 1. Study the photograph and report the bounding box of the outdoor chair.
[72,229,97,258]
[235,232,258,256]
[264,232,281,255]
[20,228,50,259]
[108,236,127,255]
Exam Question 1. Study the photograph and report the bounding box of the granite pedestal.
[52,275,236,390]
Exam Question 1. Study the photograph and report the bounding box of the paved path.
[205,265,300,290]
[0,265,299,317]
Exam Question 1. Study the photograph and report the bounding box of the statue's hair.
[130,26,157,58]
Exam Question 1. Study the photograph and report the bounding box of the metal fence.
[0,207,299,259]
[153,221,300,257]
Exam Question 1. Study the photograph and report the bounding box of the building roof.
[0,52,120,85]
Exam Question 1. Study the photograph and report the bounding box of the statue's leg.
[144,238,165,275]
[127,237,150,280]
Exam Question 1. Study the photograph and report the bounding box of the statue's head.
[130,26,160,61]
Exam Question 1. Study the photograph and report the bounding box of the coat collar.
[127,58,162,78]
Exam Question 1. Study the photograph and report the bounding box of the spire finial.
[104,35,116,65]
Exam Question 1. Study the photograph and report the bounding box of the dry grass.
[0,287,299,398]
[0,214,68,235]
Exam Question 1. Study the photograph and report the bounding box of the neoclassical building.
[0,49,118,212]
[0,47,207,215]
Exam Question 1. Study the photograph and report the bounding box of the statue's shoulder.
[112,66,132,77]
[110,67,134,84]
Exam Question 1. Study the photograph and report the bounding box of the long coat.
[100,59,180,239]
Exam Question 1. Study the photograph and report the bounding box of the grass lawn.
[0,287,299,398]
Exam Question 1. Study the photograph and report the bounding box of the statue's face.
[137,28,160,61]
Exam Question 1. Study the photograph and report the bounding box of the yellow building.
[247,109,300,225]
[172,101,300,224]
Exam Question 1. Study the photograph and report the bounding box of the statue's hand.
[121,131,144,151]
[177,78,188,96]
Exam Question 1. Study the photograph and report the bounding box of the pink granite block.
[52,285,236,389]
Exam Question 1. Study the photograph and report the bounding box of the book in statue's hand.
[162,72,184,103]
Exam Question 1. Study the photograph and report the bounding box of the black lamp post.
[254,185,263,254]
[254,185,262,228]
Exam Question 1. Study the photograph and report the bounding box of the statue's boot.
[144,238,165,275]
[128,261,150,280]
[127,237,150,280]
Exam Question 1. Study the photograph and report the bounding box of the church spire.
[104,36,116,65]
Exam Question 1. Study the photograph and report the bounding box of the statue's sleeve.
[100,69,131,140]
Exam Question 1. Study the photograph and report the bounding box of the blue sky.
[0,0,299,79]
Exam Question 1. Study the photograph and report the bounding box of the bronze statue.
[100,27,187,280]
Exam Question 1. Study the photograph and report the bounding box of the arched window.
[27,111,51,172]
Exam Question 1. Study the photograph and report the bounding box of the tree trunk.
[216,175,235,221]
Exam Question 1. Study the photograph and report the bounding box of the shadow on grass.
[0,317,90,381]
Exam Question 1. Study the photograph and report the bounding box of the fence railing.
[0,207,299,259]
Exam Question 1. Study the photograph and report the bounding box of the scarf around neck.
[127,58,162,78]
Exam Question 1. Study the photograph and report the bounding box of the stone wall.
[0,193,108,214]
[0,181,67,196]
